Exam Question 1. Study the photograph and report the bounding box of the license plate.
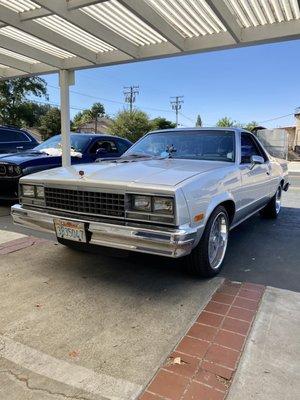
[54,219,87,243]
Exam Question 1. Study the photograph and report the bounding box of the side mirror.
[250,155,264,169]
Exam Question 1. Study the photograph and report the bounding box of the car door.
[0,129,34,153]
[88,139,120,161]
[237,132,271,220]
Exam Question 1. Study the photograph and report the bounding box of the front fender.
[204,192,235,224]
[189,191,235,249]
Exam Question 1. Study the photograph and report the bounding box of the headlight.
[153,197,174,214]
[36,186,45,199]
[7,165,14,175]
[22,184,35,197]
[14,166,22,175]
[132,195,152,211]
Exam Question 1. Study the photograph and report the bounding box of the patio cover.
[0,0,299,166]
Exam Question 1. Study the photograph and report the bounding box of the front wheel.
[185,206,229,278]
[260,186,282,219]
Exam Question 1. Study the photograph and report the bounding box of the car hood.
[23,158,231,189]
[0,151,56,165]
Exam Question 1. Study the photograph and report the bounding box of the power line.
[47,83,175,114]
[179,111,194,124]
[27,98,86,112]
[170,96,184,127]
[44,83,297,126]
[123,85,139,112]
[258,113,294,124]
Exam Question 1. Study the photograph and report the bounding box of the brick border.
[0,236,49,255]
[140,280,265,400]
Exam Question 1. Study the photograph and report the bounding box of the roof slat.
[34,0,138,57]
[0,0,299,80]
[0,3,97,63]
[206,0,242,41]
[119,0,185,50]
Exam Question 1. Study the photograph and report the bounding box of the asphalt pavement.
[0,173,299,400]
[1,174,299,291]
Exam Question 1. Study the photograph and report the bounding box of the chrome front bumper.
[11,204,198,258]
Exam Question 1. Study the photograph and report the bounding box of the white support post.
[59,69,75,168]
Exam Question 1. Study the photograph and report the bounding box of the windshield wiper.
[121,152,152,159]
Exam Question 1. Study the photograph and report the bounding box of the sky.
[39,38,300,129]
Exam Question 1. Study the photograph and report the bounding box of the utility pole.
[170,96,184,127]
[123,85,139,112]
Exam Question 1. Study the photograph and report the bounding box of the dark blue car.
[0,133,132,201]
[0,125,39,154]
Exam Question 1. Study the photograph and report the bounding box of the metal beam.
[0,34,63,68]
[0,67,27,78]
[33,0,138,58]
[67,0,107,10]
[59,70,74,168]
[118,0,186,51]
[0,54,32,73]
[0,54,57,74]
[20,1,108,21]
[20,8,52,21]
[205,0,242,43]
[0,4,98,63]
[241,19,300,44]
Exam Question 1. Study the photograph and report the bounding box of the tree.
[243,121,259,132]
[216,117,237,128]
[72,102,105,131]
[150,117,176,131]
[38,107,61,139]
[19,102,51,127]
[0,77,47,127]
[195,114,202,127]
[108,110,151,142]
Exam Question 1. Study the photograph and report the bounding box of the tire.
[185,206,229,278]
[260,186,282,219]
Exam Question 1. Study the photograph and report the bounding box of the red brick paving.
[0,236,49,255]
[140,280,265,400]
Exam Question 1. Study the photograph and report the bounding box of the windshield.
[34,134,90,153]
[124,130,235,162]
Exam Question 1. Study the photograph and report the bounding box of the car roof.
[149,127,248,134]
[0,125,32,133]
[68,133,130,141]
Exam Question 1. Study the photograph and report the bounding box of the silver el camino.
[12,128,289,278]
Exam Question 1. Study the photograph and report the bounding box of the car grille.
[45,187,125,217]
[0,165,6,175]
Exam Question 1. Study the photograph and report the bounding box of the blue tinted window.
[0,130,30,143]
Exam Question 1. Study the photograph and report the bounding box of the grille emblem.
[79,170,85,178]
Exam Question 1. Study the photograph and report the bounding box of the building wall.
[77,118,112,134]
[295,113,300,151]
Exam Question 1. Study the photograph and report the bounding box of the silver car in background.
[12,128,289,278]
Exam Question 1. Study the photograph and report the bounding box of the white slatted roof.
[0,0,300,79]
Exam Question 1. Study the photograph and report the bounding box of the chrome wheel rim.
[276,187,282,214]
[208,212,228,270]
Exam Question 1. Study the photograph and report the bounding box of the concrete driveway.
[0,174,299,399]
[0,232,222,399]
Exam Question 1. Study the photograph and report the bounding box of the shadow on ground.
[221,206,300,291]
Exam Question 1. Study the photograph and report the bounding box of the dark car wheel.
[185,205,229,278]
[260,186,282,219]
